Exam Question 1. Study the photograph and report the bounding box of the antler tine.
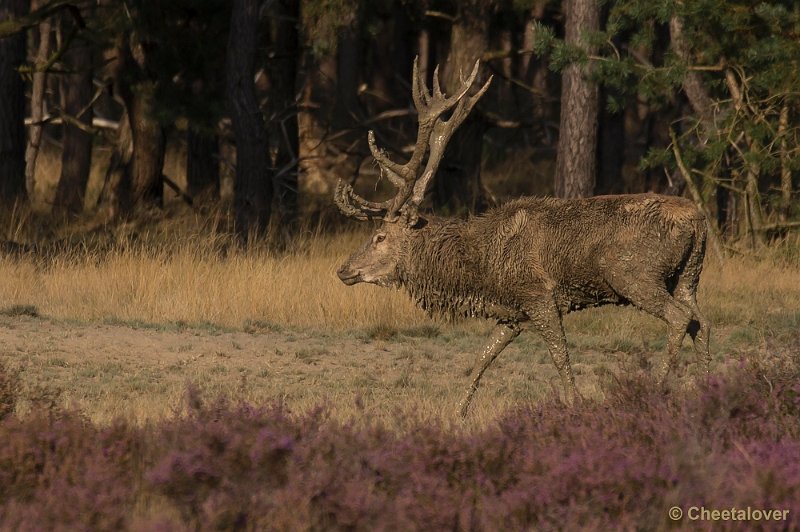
[367,131,410,186]
[442,59,481,108]
[407,72,493,213]
[431,65,443,99]
[412,56,431,109]
[335,180,395,221]
[401,58,480,181]
[335,58,489,224]
[441,74,493,136]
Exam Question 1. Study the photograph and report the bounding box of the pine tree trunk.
[519,5,554,146]
[226,0,271,239]
[186,128,219,200]
[596,89,624,194]
[125,83,165,208]
[96,18,164,218]
[54,14,93,214]
[0,0,28,204]
[778,102,792,220]
[434,6,491,214]
[669,17,715,126]
[554,0,599,199]
[97,111,133,220]
[333,20,361,129]
[24,5,50,199]
[269,0,300,237]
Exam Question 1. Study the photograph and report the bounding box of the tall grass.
[0,228,428,331]
[0,223,798,334]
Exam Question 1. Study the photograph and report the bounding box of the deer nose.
[337,264,360,285]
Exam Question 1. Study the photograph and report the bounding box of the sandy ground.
[0,312,748,426]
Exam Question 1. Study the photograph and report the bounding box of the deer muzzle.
[337,264,362,286]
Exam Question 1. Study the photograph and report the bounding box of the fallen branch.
[24,116,119,130]
[162,175,194,207]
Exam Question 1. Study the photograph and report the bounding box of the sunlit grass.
[1,227,798,335]
[1,203,798,426]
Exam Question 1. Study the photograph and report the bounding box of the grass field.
[1,209,799,528]
[3,133,797,529]
[0,219,798,428]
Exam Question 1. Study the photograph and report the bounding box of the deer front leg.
[527,297,579,405]
[458,321,521,418]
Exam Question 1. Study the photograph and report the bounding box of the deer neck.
[397,218,493,319]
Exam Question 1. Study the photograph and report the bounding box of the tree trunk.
[596,89,624,195]
[519,4,554,146]
[186,128,219,200]
[434,5,491,214]
[367,2,412,108]
[125,83,165,208]
[226,0,271,239]
[417,28,429,82]
[54,13,93,214]
[0,0,28,204]
[269,0,300,236]
[332,19,361,130]
[669,15,729,252]
[24,4,50,199]
[96,17,164,218]
[554,0,599,199]
[97,110,133,221]
[725,68,763,248]
[778,102,792,220]
[668,16,715,126]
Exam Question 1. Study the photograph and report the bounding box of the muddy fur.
[338,193,711,415]
[396,195,704,318]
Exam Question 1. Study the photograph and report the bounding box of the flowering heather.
[0,360,798,530]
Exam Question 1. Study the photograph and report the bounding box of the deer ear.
[411,216,428,229]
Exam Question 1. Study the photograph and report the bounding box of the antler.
[335,57,492,224]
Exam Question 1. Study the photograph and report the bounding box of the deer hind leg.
[526,297,579,406]
[673,229,712,371]
[610,280,695,383]
[458,322,521,418]
[673,281,711,373]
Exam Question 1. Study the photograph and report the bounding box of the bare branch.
[670,129,726,261]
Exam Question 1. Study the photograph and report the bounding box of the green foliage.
[528,20,590,73]
[586,0,800,238]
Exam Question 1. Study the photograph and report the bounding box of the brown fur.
[338,193,711,416]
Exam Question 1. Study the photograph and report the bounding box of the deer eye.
[374,234,386,244]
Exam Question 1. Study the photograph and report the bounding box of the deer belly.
[560,284,623,312]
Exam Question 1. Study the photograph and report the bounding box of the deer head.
[336,58,492,287]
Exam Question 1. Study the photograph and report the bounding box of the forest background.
[0,0,797,250]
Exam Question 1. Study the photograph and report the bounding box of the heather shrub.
[146,388,317,528]
[0,362,18,420]
[0,413,142,530]
[1,360,798,530]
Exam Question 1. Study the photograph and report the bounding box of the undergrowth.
[0,356,798,530]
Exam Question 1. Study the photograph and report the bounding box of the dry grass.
[0,230,429,331]
[9,141,797,428]
[0,208,798,427]
[0,227,797,334]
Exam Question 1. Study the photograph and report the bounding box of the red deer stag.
[335,59,711,417]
